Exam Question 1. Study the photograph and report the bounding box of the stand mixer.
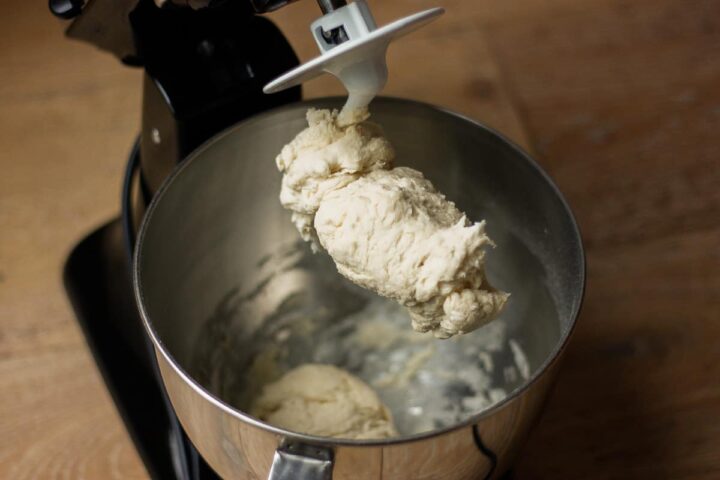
[57,1,585,479]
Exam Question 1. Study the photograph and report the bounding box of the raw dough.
[250,364,397,439]
[276,108,508,338]
[276,107,393,247]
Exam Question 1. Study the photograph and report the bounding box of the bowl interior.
[136,97,584,437]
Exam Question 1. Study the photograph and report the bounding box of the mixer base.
[64,219,220,480]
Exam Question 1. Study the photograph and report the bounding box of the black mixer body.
[56,1,303,477]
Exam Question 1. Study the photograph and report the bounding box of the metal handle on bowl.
[268,442,334,480]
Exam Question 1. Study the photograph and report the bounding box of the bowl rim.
[133,96,586,447]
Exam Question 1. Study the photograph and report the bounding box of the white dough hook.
[263,0,444,111]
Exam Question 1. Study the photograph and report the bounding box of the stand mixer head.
[264,0,444,110]
[53,0,442,199]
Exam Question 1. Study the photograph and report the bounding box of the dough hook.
[263,0,443,110]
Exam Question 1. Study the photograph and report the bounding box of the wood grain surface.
[482,1,720,478]
[1,0,718,478]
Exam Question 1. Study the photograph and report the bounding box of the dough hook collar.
[263,1,443,110]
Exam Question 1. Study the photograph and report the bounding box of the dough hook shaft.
[264,1,444,111]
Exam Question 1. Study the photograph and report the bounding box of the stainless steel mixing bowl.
[134,97,585,479]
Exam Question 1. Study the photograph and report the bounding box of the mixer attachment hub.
[264,1,443,110]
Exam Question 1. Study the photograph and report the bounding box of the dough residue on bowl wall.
[236,290,531,437]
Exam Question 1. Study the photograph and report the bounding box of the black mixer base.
[64,219,219,480]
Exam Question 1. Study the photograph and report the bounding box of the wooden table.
[1,0,718,478]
